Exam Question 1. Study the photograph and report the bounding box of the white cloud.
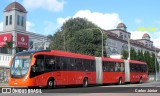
[0,22,3,31]
[152,32,160,48]
[130,31,149,40]
[57,16,70,27]
[26,21,35,32]
[57,10,122,30]
[22,0,65,12]
[130,31,160,48]
[135,19,142,24]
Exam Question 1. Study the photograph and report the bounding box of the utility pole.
[155,47,157,81]
[128,38,130,60]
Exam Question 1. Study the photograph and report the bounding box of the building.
[104,23,160,76]
[104,23,159,56]
[0,2,50,55]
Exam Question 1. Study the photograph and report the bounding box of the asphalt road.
[1,81,160,96]
[42,81,160,93]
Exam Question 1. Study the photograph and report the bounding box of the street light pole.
[128,38,130,60]
[155,47,157,81]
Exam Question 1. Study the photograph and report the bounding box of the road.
[1,81,160,96]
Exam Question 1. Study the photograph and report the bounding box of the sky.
[0,0,160,47]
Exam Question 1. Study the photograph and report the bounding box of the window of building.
[119,32,123,39]
[9,15,12,25]
[6,16,8,25]
[21,16,24,26]
[17,15,20,25]
[128,35,130,38]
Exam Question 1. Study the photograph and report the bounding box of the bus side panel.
[95,57,102,84]
[103,72,114,83]
[124,60,130,82]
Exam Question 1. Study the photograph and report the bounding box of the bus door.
[54,56,67,85]
[83,59,93,84]
[109,62,115,83]
[67,58,76,85]
[34,55,46,86]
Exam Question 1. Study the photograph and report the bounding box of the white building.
[0,2,50,55]
[104,23,160,77]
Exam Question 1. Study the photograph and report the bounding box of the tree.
[122,50,128,59]
[49,17,107,57]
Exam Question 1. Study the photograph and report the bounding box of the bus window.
[55,56,63,70]
[68,58,75,71]
[115,63,121,72]
[102,61,107,72]
[83,59,90,71]
[90,60,95,71]
[75,59,83,71]
[61,57,68,71]
[120,63,125,72]
[109,62,115,72]
[35,55,45,72]
[44,55,56,71]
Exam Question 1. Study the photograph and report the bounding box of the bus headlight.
[23,75,29,82]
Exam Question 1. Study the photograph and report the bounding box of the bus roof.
[50,50,95,60]
[15,50,50,55]
[102,57,124,62]
[129,60,147,64]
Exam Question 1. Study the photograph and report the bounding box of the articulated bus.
[9,50,148,88]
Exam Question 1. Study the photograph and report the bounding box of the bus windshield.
[10,55,31,78]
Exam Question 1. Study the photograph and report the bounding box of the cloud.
[135,19,142,24]
[130,31,149,40]
[130,31,160,47]
[22,0,66,12]
[57,16,70,27]
[57,10,122,30]
[152,32,160,48]
[26,21,35,32]
[0,22,3,31]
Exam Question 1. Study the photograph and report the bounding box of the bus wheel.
[118,78,122,85]
[47,78,55,89]
[139,77,142,84]
[83,78,88,87]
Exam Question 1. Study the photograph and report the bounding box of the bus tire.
[139,77,142,84]
[47,78,55,89]
[118,78,122,85]
[83,78,88,87]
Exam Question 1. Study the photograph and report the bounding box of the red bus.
[8,50,148,88]
[124,60,148,83]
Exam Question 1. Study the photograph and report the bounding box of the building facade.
[0,2,50,55]
[104,23,160,74]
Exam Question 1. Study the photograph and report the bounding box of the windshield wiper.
[12,66,22,76]
[12,68,18,75]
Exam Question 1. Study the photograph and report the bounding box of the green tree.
[122,50,128,59]
[130,48,137,60]
[149,52,159,74]
[49,17,107,57]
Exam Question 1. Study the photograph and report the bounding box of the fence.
[0,67,9,82]
[0,54,12,82]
